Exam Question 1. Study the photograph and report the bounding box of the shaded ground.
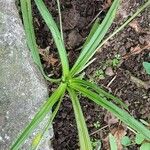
[31,0,150,149]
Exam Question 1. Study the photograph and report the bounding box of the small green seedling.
[119,120,150,149]
[93,121,101,129]
[91,138,101,150]
[121,119,150,149]
[135,133,150,150]
[94,69,105,80]
[112,54,121,67]
[121,136,131,147]
[143,53,150,75]
[11,0,150,150]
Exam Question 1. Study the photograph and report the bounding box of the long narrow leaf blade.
[21,0,60,83]
[35,0,69,77]
[70,83,150,140]
[70,0,120,76]
[68,88,92,150]
[82,18,100,49]
[31,94,64,150]
[21,0,41,67]
[71,78,128,110]
[11,83,66,150]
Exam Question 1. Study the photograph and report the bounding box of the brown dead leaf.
[39,47,58,67]
[123,43,150,59]
[104,112,119,127]
[111,125,127,150]
[102,0,112,10]
[129,20,141,33]
[102,125,127,150]
[129,20,150,34]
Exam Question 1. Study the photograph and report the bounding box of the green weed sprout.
[11,0,150,150]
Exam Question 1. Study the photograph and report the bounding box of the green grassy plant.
[11,0,150,149]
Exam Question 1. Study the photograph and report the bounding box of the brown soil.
[31,0,150,149]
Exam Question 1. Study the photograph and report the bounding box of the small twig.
[56,0,64,41]
[87,10,103,28]
[106,75,117,88]
[90,125,109,136]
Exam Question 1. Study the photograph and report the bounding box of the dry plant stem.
[106,75,117,88]
[87,10,103,28]
[90,125,109,136]
[56,0,64,41]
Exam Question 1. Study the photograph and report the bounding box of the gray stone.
[0,0,53,149]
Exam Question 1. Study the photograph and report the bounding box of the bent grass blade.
[35,0,69,77]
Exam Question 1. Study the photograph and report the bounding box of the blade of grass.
[21,0,41,67]
[68,88,92,150]
[21,0,60,83]
[74,19,100,74]
[71,78,128,110]
[70,0,120,76]
[35,0,69,77]
[31,94,64,150]
[76,58,97,75]
[10,83,66,150]
[70,83,150,140]
[82,18,100,49]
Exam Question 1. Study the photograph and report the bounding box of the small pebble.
[105,67,114,76]
[125,41,132,49]
[43,24,49,32]
[139,36,145,45]
[119,46,126,56]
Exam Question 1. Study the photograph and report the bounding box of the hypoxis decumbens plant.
[11,0,150,150]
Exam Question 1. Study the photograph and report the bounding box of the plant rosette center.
[61,75,73,85]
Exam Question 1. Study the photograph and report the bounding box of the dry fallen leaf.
[111,125,127,150]
[39,47,58,67]
[129,20,150,34]
[102,0,112,10]
[123,43,150,59]
[102,125,127,150]
[129,20,141,33]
